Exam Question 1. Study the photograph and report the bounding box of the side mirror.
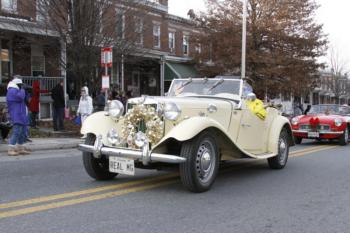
[164,92,168,96]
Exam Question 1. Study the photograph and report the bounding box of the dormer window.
[1,0,17,12]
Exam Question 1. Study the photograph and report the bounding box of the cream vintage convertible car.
[78,77,294,192]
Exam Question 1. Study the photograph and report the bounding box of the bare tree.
[31,0,152,93]
[328,45,349,103]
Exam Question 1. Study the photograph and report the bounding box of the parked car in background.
[291,104,350,145]
[78,77,294,193]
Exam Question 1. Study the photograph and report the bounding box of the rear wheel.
[268,129,289,169]
[179,132,219,193]
[82,134,118,180]
[339,126,349,146]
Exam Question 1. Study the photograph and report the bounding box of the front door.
[237,104,270,154]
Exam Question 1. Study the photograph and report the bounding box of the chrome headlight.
[164,102,181,121]
[108,100,124,118]
[107,128,120,145]
[334,118,343,127]
[291,117,299,126]
[134,131,147,148]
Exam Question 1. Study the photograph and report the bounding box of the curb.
[0,138,82,153]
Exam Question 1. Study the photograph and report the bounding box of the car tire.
[268,129,289,169]
[82,134,118,180]
[294,136,302,144]
[339,126,349,146]
[179,131,219,193]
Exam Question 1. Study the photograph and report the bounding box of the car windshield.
[308,105,350,115]
[168,78,241,98]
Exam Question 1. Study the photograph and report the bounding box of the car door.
[236,102,272,154]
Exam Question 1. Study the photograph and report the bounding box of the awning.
[0,18,59,37]
[165,62,198,81]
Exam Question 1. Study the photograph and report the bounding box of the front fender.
[81,112,123,145]
[157,117,228,145]
[267,116,293,154]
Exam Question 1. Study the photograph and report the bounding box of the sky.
[168,0,350,73]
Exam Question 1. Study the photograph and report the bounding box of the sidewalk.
[0,138,83,154]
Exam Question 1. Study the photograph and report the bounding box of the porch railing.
[19,76,65,97]
[19,76,65,119]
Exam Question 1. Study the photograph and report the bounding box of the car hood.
[128,96,236,130]
[298,114,345,124]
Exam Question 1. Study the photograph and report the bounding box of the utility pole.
[241,0,247,80]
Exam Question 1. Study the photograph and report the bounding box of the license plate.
[308,132,319,138]
[109,157,135,176]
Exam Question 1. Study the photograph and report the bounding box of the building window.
[153,24,161,48]
[169,31,175,53]
[31,45,45,76]
[116,11,125,39]
[31,56,45,76]
[134,17,143,45]
[183,35,189,56]
[37,0,49,21]
[1,0,16,12]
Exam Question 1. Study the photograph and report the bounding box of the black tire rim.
[195,139,216,184]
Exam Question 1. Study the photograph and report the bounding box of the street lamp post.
[241,0,247,80]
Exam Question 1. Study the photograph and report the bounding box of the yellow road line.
[0,173,178,210]
[291,145,339,157]
[290,145,334,156]
[0,145,338,218]
[0,179,177,219]
[0,165,255,219]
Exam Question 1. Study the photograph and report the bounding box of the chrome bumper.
[78,137,186,165]
[292,130,343,135]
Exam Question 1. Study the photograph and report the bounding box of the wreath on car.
[121,104,164,148]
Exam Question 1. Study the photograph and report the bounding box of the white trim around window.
[153,24,161,49]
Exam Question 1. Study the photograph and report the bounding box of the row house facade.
[311,71,350,105]
[0,0,64,118]
[109,0,201,97]
[0,0,203,117]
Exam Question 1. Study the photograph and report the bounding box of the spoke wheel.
[180,131,219,193]
[268,129,289,169]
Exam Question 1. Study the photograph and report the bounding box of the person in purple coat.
[6,77,31,156]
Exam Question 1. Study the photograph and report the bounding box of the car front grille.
[299,124,330,131]
[126,104,158,133]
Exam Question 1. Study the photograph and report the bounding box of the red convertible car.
[291,104,350,145]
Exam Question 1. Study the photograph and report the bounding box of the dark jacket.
[51,84,65,108]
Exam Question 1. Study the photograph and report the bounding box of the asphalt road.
[0,141,350,233]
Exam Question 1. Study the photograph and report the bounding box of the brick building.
[109,0,200,97]
[0,0,64,117]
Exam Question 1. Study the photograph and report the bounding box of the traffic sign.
[102,75,110,89]
[101,47,113,67]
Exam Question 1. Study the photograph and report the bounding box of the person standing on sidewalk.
[51,81,65,131]
[95,90,105,112]
[6,77,31,156]
[29,80,40,129]
[77,86,93,138]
